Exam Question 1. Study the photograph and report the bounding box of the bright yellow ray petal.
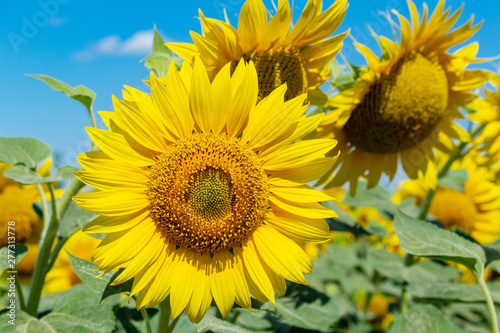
[270,196,337,219]
[86,127,155,167]
[266,210,332,243]
[73,190,148,216]
[210,251,236,319]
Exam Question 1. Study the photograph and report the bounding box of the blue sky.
[1,0,499,167]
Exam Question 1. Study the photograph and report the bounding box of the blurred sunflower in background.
[43,231,100,294]
[316,0,488,194]
[468,71,500,170]
[167,0,349,104]
[355,292,397,330]
[74,59,339,323]
[394,154,500,244]
[0,161,53,277]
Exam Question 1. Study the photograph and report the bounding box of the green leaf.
[3,165,78,185]
[28,74,95,112]
[0,137,51,169]
[270,285,342,331]
[388,304,467,333]
[407,260,460,283]
[0,244,27,270]
[197,314,253,333]
[1,285,115,333]
[67,252,114,293]
[409,282,500,305]
[394,210,486,275]
[438,169,468,192]
[100,268,133,302]
[366,247,405,282]
[58,201,97,238]
[343,181,396,219]
[141,25,181,77]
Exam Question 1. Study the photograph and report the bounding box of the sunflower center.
[245,48,308,102]
[429,187,476,231]
[147,133,269,254]
[185,168,232,221]
[343,52,449,154]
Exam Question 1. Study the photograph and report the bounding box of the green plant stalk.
[45,228,78,274]
[158,298,171,333]
[26,183,58,316]
[25,178,85,316]
[15,278,25,311]
[477,274,499,333]
[35,184,49,226]
[141,309,153,333]
[88,105,97,151]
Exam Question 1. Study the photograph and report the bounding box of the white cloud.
[72,29,159,62]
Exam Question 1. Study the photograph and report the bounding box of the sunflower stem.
[158,298,171,333]
[35,184,49,226]
[26,183,58,316]
[477,273,499,333]
[418,123,485,221]
[25,177,85,317]
[46,228,78,274]
[140,309,153,333]
[15,277,26,311]
[88,104,97,151]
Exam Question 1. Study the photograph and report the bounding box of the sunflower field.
[2,0,500,332]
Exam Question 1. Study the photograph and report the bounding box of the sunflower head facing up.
[316,0,488,195]
[74,59,339,323]
[167,0,349,104]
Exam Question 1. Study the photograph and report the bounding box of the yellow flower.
[43,231,100,294]
[395,154,500,244]
[316,0,488,194]
[469,72,500,169]
[0,161,54,274]
[167,0,348,104]
[355,292,396,330]
[74,60,339,323]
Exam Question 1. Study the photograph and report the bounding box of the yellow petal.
[270,196,337,219]
[210,251,236,318]
[170,248,196,319]
[253,225,312,284]
[86,127,155,167]
[190,57,215,133]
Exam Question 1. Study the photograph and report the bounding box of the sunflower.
[316,0,488,194]
[166,0,348,105]
[0,161,53,273]
[468,72,500,170]
[394,155,500,244]
[44,231,100,294]
[74,60,338,323]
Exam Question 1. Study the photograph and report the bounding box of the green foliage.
[3,165,77,185]
[67,253,116,293]
[410,282,500,304]
[0,137,51,169]
[0,245,27,270]
[27,74,95,113]
[438,169,469,192]
[0,285,115,333]
[58,201,97,238]
[394,209,487,275]
[141,25,181,77]
[389,304,467,333]
[343,181,396,219]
